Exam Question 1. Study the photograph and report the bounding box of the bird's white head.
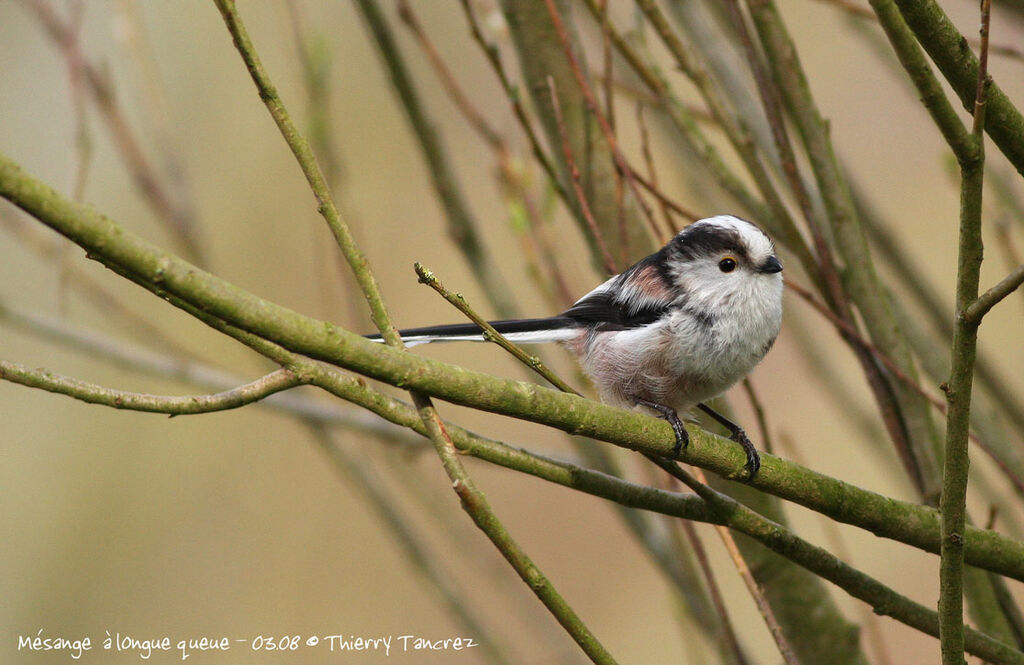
[662,215,783,316]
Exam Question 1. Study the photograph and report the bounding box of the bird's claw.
[729,426,760,481]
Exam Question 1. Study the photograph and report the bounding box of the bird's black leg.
[635,398,688,458]
[697,403,760,480]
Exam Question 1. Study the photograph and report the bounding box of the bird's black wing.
[562,289,669,330]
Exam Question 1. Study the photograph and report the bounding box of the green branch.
[3,151,1024,582]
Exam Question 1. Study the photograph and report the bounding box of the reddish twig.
[546,76,618,275]
[542,0,664,248]
[636,102,679,240]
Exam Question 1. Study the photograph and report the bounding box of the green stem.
[939,139,984,665]
[964,264,1024,324]
[939,65,989,665]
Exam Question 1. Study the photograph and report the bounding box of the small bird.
[369,215,784,478]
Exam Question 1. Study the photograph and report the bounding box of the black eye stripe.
[672,224,752,264]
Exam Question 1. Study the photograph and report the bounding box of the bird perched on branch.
[368,215,784,478]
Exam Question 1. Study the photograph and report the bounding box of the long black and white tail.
[365,317,580,347]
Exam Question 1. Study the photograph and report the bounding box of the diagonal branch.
[212,0,399,344]
[3,151,1024,582]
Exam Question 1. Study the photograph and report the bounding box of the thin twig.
[815,0,1024,62]
[740,378,774,456]
[414,262,579,395]
[636,102,679,239]
[458,0,570,207]
[654,460,806,665]
[542,0,664,249]
[497,164,577,308]
[396,1,576,306]
[414,393,619,665]
[396,0,503,150]
[964,263,1024,324]
[675,504,750,665]
[786,279,945,412]
[0,362,302,414]
[53,0,88,315]
[629,169,701,224]
[0,210,205,361]
[309,425,514,665]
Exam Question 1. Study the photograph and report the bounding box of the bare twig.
[0,362,302,414]
[740,378,774,456]
[357,0,519,319]
[458,0,570,207]
[815,0,1024,61]
[964,264,1024,324]
[636,103,680,237]
[414,262,579,395]
[309,425,514,665]
[413,393,619,665]
[396,0,503,150]
[676,507,750,665]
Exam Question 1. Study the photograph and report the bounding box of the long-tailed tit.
[369,215,784,477]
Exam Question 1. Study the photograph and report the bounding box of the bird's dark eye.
[718,257,737,273]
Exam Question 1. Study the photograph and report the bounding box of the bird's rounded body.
[367,214,784,475]
[561,215,783,416]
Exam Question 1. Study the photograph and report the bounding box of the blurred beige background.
[2,1,1022,663]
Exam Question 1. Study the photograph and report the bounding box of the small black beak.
[760,256,783,274]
